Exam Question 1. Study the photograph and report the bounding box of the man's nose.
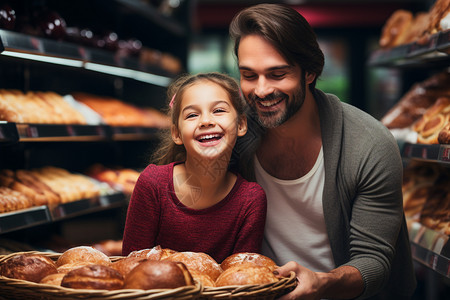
[254,77,274,98]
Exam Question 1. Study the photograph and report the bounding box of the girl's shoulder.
[234,173,266,197]
[139,162,175,182]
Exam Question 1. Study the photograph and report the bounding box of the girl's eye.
[214,108,226,113]
[185,113,198,119]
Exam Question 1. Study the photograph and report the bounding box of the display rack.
[401,143,450,165]
[0,123,159,143]
[0,29,172,87]
[0,193,127,235]
[368,30,450,67]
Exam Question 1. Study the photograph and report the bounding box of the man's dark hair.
[229,3,324,89]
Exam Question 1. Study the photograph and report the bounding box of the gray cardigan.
[234,89,416,299]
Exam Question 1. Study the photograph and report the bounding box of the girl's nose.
[199,114,215,127]
[254,77,274,98]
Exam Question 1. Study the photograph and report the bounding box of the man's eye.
[271,73,286,79]
[242,73,256,80]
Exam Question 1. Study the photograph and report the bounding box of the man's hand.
[275,261,364,300]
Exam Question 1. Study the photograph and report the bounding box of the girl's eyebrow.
[181,100,231,113]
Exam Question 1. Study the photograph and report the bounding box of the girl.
[122,72,267,263]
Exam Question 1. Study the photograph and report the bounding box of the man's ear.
[171,125,183,145]
[237,115,248,137]
[305,72,316,85]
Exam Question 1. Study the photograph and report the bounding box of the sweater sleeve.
[122,165,162,256]
[341,113,405,299]
[232,182,267,254]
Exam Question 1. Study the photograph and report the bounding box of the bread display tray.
[0,251,202,300]
[200,271,297,300]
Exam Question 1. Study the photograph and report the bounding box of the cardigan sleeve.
[340,107,405,299]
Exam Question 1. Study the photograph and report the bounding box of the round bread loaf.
[57,246,111,267]
[111,256,147,276]
[123,260,194,290]
[40,273,65,286]
[221,253,277,272]
[0,253,57,283]
[163,251,222,281]
[215,266,278,287]
[61,264,123,290]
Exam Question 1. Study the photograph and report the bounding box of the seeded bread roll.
[221,253,278,272]
[163,251,222,281]
[215,266,278,286]
[56,246,111,267]
[61,264,123,290]
[123,260,194,290]
[0,253,57,283]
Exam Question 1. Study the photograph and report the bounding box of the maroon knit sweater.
[122,162,267,263]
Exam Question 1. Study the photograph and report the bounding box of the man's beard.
[247,80,306,129]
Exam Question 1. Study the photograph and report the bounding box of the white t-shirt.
[255,147,335,272]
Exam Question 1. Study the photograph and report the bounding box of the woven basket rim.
[0,251,203,300]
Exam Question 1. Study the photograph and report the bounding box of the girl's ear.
[237,115,248,137]
[171,124,183,145]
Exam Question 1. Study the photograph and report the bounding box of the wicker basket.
[0,251,202,300]
[199,271,297,300]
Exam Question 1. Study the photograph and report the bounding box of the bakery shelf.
[0,123,161,142]
[0,122,19,143]
[368,30,450,68]
[50,192,126,221]
[0,193,127,235]
[0,29,172,86]
[401,143,450,165]
[0,206,50,235]
[409,222,450,278]
[111,126,159,141]
[15,124,112,142]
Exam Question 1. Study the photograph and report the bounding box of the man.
[229,4,416,300]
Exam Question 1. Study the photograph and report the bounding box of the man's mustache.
[248,91,287,102]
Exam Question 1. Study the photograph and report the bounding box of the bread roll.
[379,10,413,48]
[189,269,216,287]
[123,260,194,290]
[93,240,123,256]
[215,266,278,286]
[221,253,277,272]
[40,273,65,286]
[163,251,222,281]
[438,123,450,144]
[111,256,147,276]
[56,246,111,267]
[61,264,124,290]
[57,261,94,274]
[127,245,163,260]
[0,253,57,283]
